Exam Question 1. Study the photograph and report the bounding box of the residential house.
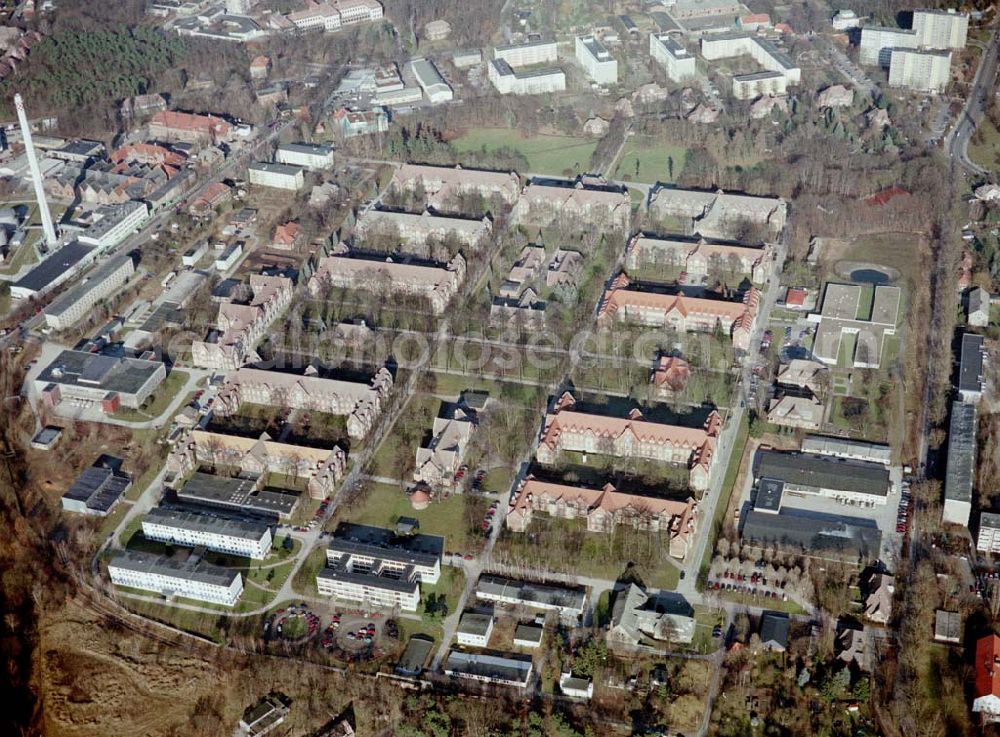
[413,408,475,489]
[607,583,696,645]
[767,392,823,430]
[214,365,393,439]
[624,235,774,284]
[308,252,465,315]
[934,609,961,644]
[506,476,697,559]
[512,177,631,230]
[332,107,389,138]
[535,392,720,492]
[969,286,991,327]
[651,355,691,396]
[546,249,584,288]
[836,626,870,671]
[271,221,301,250]
[775,359,828,394]
[191,274,294,370]
[759,611,790,651]
[598,273,761,351]
[863,571,894,624]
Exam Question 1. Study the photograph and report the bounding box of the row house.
[308,252,465,315]
[506,476,698,559]
[648,186,788,241]
[625,234,774,284]
[598,273,760,351]
[168,428,346,499]
[354,209,492,253]
[48,161,176,205]
[191,274,293,371]
[512,177,631,231]
[535,393,720,492]
[388,163,520,212]
[214,365,393,439]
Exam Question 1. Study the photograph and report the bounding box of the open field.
[495,516,681,590]
[335,481,489,555]
[969,117,1000,171]
[451,128,598,177]
[614,140,687,182]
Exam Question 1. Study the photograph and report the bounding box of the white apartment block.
[888,48,951,92]
[650,33,696,82]
[248,161,305,190]
[456,612,495,647]
[214,365,393,440]
[860,27,916,66]
[978,512,1000,553]
[701,33,800,98]
[913,9,968,49]
[287,0,383,31]
[308,252,466,315]
[43,254,134,330]
[494,40,558,67]
[108,550,244,606]
[78,201,149,249]
[576,36,618,85]
[275,142,335,169]
[489,60,567,95]
[141,507,273,560]
[215,242,243,271]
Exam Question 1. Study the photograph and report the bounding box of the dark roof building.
[740,508,882,558]
[444,649,533,688]
[174,471,299,520]
[34,349,167,411]
[11,241,97,300]
[61,455,131,516]
[958,333,985,401]
[754,449,890,501]
[943,400,977,527]
[759,610,790,651]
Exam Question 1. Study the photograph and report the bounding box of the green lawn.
[969,117,1000,171]
[451,128,598,177]
[338,482,486,555]
[836,332,857,369]
[614,141,687,183]
[291,544,328,596]
[855,284,874,320]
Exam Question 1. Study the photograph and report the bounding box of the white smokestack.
[14,93,56,247]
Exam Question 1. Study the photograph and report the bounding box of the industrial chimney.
[14,93,56,247]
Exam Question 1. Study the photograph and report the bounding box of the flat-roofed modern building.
[494,39,558,67]
[410,57,453,103]
[943,400,976,527]
[800,436,892,466]
[700,33,800,99]
[174,471,300,521]
[475,574,587,619]
[958,332,985,402]
[576,35,618,85]
[740,508,882,558]
[444,649,533,688]
[860,26,917,66]
[513,622,544,648]
[78,201,149,249]
[142,507,273,559]
[275,142,335,169]
[248,161,305,191]
[754,449,891,506]
[888,48,951,92]
[108,550,244,606]
[316,523,443,611]
[11,241,97,300]
[913,8,969,49]
[43,254,135,330]
[456,611,495,647]
[61,456,131,516]
[649,33,696,82]
[488,59,567,95]
[35,350,166,412]
[977,512,1000,553]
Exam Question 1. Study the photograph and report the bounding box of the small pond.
[850,268,892,285]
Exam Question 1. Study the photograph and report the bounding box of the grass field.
[451,128,598,177]
[337,482,486,555]
[969,117,1000,171]
[843,231,923,288]
[614,140,687,183]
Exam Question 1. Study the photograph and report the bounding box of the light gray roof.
[959,333,985,394]
[277,142,333,156]
[457,611,493,636]
[109,549,240,587]
[445,649,532,684]
[476,574,586,612]
[144,506,270,541]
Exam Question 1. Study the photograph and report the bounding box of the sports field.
[614,140,687,182]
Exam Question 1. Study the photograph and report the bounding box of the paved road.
[946,26,998,178]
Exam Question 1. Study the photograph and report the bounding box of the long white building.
[700,33,800,99]
[888,48,951,92]
[489,59,567,95]
[248,162,305,191]
[78,201,149,249]
[576,35,618,85]
[141,507,273,560]
[108,550,244,606]
[43,254,135,330]
[860,9,966,68]
[650,33,696,82]
[275,142,335,169]
[494,39,558,67]
[860,27,917,66]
